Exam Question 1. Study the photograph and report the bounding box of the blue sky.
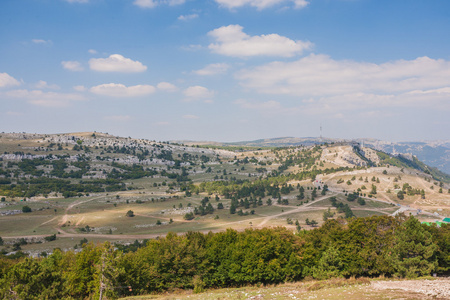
[1,0,450,142]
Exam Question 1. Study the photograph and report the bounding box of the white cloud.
[178,14,199,21]
[103,115,131,121]
[293,0,309,8]
[134,0,185,8]
[215,0,309,10]
[35,80,60,90]
[62,60,84,71]
[89,54,147,73]
[157,82,178,92]
[6,89,86,107]
[134,0,157,8]
[183,86,214,100]
[88,49,97,54]
[90,83,155,97]
[183,114,199,119]
[406,87,450,96]
[232,55,450,116]
[0,73,20,88]
[32,39,52,45]
[208,25,312,57]
[73,85,86,92]
[193,63,230,75]
[237,55,450,97]
[167,0,185,5]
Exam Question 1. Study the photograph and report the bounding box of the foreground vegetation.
[0,215,448,299]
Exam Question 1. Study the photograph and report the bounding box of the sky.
[1,0,450,142]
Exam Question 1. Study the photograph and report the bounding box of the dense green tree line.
[108,163,158,180]
[193,167,351,199]
[0,215,448,299]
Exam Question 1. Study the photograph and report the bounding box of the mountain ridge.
[178,136,450,175]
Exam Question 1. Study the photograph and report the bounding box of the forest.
[0,215,448,300]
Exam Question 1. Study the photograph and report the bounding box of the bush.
[22,206,32,213]
[44,234,56,242]
[184,212,194,220]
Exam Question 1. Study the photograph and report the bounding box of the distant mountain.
[206,137,450,175]
[358,139,450,176]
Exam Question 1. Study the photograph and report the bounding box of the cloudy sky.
[1,0,450,142]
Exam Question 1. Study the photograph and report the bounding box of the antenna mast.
[320,124,322,142]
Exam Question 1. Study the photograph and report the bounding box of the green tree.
[184,212,194,220]
[64,243,102,298]
[126,210,134,217]
[391,217,437,278]
[312,243,343,280]
[371,184,377,195]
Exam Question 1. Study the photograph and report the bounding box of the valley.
[0,132,449,255]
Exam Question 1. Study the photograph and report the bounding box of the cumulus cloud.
[6,89,86,107]
[134,0,185,8]
[0,73,20,88]
[178,14,199,21]
[35,80,60,90]
[215,0,309,10]
[90,83,155,97]
[62,60,84,71]
[208,25,312,57]
[157,82,178,92]
[237,55,450,97]
[193,63,230,75]
[89,54,147,73]
[234,55,450,114]
[134,0,157,8]
[88,49,97,54]
[183,86,214,100]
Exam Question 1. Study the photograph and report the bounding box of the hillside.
[0,132,450,299]
[0,132,449,256]
[201,137,450,176]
